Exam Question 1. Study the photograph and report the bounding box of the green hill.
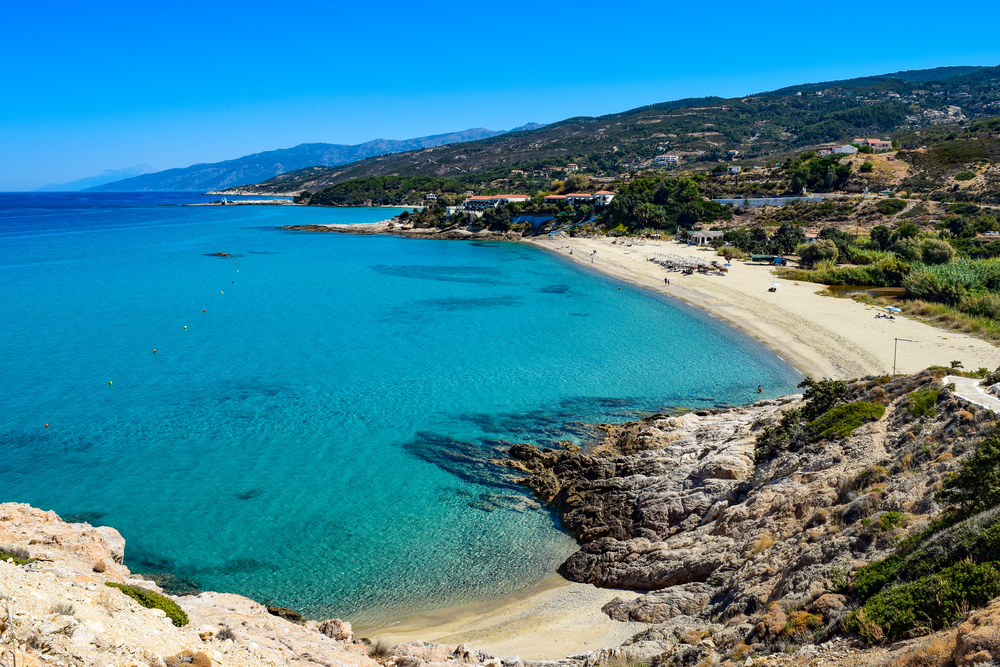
[231,65,1000,197]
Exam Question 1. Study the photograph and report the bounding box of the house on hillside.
[544,194,568,204]
[566,164,579,173]
[655,155,680,165]
[853,138,893,152]
[831,145,858,155]
[727,166,742,175]
[424,193,437,201]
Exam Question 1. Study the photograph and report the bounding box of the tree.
[798,377,848,420]
[921,238,956,265]
[892,237,924,262]
[772,222,807,254]
[870,225,893,251]
[561,174,588,193]
[796,239,839,267]
[482,205,512,231]
[860,161,874,173]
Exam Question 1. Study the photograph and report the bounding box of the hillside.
[85,126,541,192]
[227,65,1000,196]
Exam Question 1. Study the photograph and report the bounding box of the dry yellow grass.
[749,532,776,557]
[885,629,957,667]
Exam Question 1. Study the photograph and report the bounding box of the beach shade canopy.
[886,306,902,312]
[771,283,780,288]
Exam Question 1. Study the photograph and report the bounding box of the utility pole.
[893,337,916,376]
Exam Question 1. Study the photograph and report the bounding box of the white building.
[654,155,680,165]
[727,166,742,175]
[462,194,531,211]
[831,145,859,155]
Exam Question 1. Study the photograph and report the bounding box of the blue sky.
[3,0,999,191]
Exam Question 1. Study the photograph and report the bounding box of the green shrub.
[876,199,907,216]
[0,545,33,565]
[879,512,905,531]
[844,560,1000,642]
[808,402,886,439]
[921,239,956,265]
[105,582,189,627]
[755,408,803,463]
[799,377,849,420]
[937,425,1000,520]
[907,386,941,417]
[954,171,976,181]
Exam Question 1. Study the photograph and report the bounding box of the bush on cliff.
[844,560,1000,642]
[936,424,1000,520]
[105,582,189,627]
[0,545,33,565]
[808,402,886,439]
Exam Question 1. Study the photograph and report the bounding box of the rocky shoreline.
[5,371,1000,667]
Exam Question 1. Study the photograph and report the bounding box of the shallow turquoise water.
[0,193,800,624]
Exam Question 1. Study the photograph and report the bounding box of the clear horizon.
[4,0,1000,191]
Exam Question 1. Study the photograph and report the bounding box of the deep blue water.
[0,192,800,624]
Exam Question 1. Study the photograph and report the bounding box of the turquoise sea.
[0,192,801,624]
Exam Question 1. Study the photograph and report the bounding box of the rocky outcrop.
[510,372,996,638]
[0,503,377,667]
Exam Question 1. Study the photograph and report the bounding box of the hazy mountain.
[86,127,543,192]
[35,165,155,192]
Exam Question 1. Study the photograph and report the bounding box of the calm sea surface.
[0,192,801,624]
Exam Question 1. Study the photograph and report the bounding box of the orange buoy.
[45,423,49,428]
[203,309,206,312]
[153,348,157,354]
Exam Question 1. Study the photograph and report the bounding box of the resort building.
[543,191,616,206]
[689,230,724,246]
[462,194,531,211]
[654,155,680,165]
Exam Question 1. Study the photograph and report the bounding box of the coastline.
[279,220,999,379]
[524,235,999,380]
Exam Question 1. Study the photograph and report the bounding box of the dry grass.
[600,651,648,667]
[899,300,1000,344]
[749,532,777,557]
[854,608,886,645]
[885,629,957,667]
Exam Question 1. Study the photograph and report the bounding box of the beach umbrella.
[771,283,780,288]
[886,307,901,312]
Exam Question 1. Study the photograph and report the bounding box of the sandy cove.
[526,235,998,380]
[354,577,644,660]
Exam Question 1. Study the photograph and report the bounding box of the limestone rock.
[317,617,354,642]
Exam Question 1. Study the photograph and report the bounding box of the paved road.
[944,375,1000,412]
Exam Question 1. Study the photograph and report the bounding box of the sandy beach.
[354,577,645,660]
[527,235,998,379]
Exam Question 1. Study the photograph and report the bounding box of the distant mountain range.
[35,165,155,192]
[83,125,543,192]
